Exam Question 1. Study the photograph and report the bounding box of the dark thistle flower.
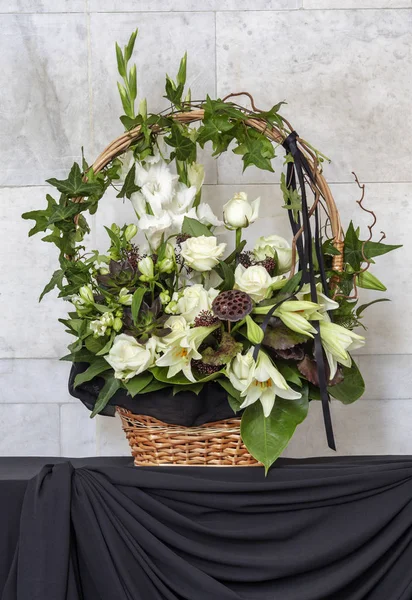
[238,251,254,269]
[194,310,219,328]
[258,257,277,275]
[191,360,222,375]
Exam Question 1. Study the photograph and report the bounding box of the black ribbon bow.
[254,131,336,451]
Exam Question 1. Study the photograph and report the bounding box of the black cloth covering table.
[1,457,412,600]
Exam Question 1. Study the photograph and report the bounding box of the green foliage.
[73,358,111,388]
[150,366,223,385]
[240,383,309,473]
[47,163,102,197]
[116,164,141,199]
[90,374,123,417]
[124,372,154,397]
[328,360,365,404]
[164,52,190,109]
[131,288,146,325]
[344,221,401,272]
[116,29,139,123]
[165,123,197,162]
[181,216,212,237]
[201,332,243,366]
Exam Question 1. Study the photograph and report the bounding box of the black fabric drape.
[2,456,412,600]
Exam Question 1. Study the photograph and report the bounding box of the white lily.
[229,350,302,417]
[319,321,365,378]
[155,325,218,382]
[296,283,339,313]
[273,300,323,338]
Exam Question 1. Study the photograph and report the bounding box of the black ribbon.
[254,131,336,451]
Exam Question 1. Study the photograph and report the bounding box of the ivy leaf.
[356,298,390,317]
[39,269,64,302]
[363,240,402,260]
[47,163,102,197]
[240,383,309,473]
[165,124,196,162]
[116,164,141,199]
[73,358,111,388]
[22,194,57,236]
[124,372,154,397]
[240,136,275,173]
[182,216,212,237]
[90,374,122,417]
[120,114,143,130]
[345,221,401,271]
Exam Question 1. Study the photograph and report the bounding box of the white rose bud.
[138,256,155,282]
[234,264,280,303]
[180,235,226,272]
[119,287,133,306]
[79,285,94,304]
[253,235,293,275]
[105,334,157,380]
[187,162,205,192]
[124,223,138,241]
[223,192,260,229]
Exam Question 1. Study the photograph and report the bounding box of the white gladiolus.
[134,161,178,217]
[234,264,284,303]
[187,162,205,192]
[180,236,226,272]
[137,211,173,250]
[171,284,219,324]
[253,235,293,275]
[320,321,365,378]
[105,335,157,381]
[223,192,260,229]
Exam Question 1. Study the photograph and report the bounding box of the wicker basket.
[73,101,344,467]
[117,408,260,466]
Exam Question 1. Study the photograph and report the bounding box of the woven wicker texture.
[116,408,260,467]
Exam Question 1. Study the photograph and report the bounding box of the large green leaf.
[240,384,309,473]
[90,375,122,417]
[344,221,401,271]
[47,163,102,197]
[124,372,154,397]
[116,164,141,199]
[131,288,146,325]
[39,269,64,302]
[328,360,365,404]
[22,194,57,236]
[73,358,111,388]
[181,216,212,238]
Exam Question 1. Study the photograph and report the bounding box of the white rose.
[234,264,282,303]
[173,284,219,324]
[253,235,293,275]
[223,192,260,229]
[180,235,226,272]
[187,162,205,192]
[227,351,255,392]
[105,334,157,381]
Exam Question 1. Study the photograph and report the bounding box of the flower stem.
[235,228,242,249]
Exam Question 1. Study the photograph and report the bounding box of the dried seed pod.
[212,290,253,322]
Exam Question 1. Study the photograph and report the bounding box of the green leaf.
[60,348,95,362]
[117,81,131,116]
[85,335,107,354]
[276,362,303,388]
[263,321,308,350]
[201,332,243,366]
[173,383,204,396]
[39,269,64,301]
[90,375,122,417]
[150,366,222,385]
[96,332,115,356]
[74,358,111,388]
[240,384,309,473]
[278,272,302,296]
[181,216,212,237]
[224,240,247,265]
[176,52,187,86]
[22,194,57,236]
[47,163,102,197]
[240,136,275,173]
[165,124,196,161]
[245,315,264,344]
[137,379,170,394]
[116,164,141,199]
[124,372,153,397]
[216,260,235,291]
[363,240,402,260]
[131,287,146,325]
[356,270,387,291]
[344,221,401,272]
[356,298,390,317]
[328,360,365,404]
[228,395,243,414]
[217,378,243,414]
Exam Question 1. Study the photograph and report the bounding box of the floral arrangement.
[22,30,400,469]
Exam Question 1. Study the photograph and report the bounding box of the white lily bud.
[187,162,205,192]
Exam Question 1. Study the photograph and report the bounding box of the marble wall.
[1,0,411,458]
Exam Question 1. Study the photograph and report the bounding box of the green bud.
[115,309,123,318]
[165,300,178,315]
[110,223,121,235]
[99,266,110,275]
[79,285,94,304]
[119,287,133,306]
[138,98,147,120]
[356,271,387,292]
[113,317,123,332]
[245,315,264,345]
[124,223,138,242]
[138,256,155,281]
[157,258,174,274]
[159,291,171,305]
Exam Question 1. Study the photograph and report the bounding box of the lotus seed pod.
[212,290,253,322]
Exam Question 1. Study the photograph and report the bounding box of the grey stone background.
[1,0,411,457]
